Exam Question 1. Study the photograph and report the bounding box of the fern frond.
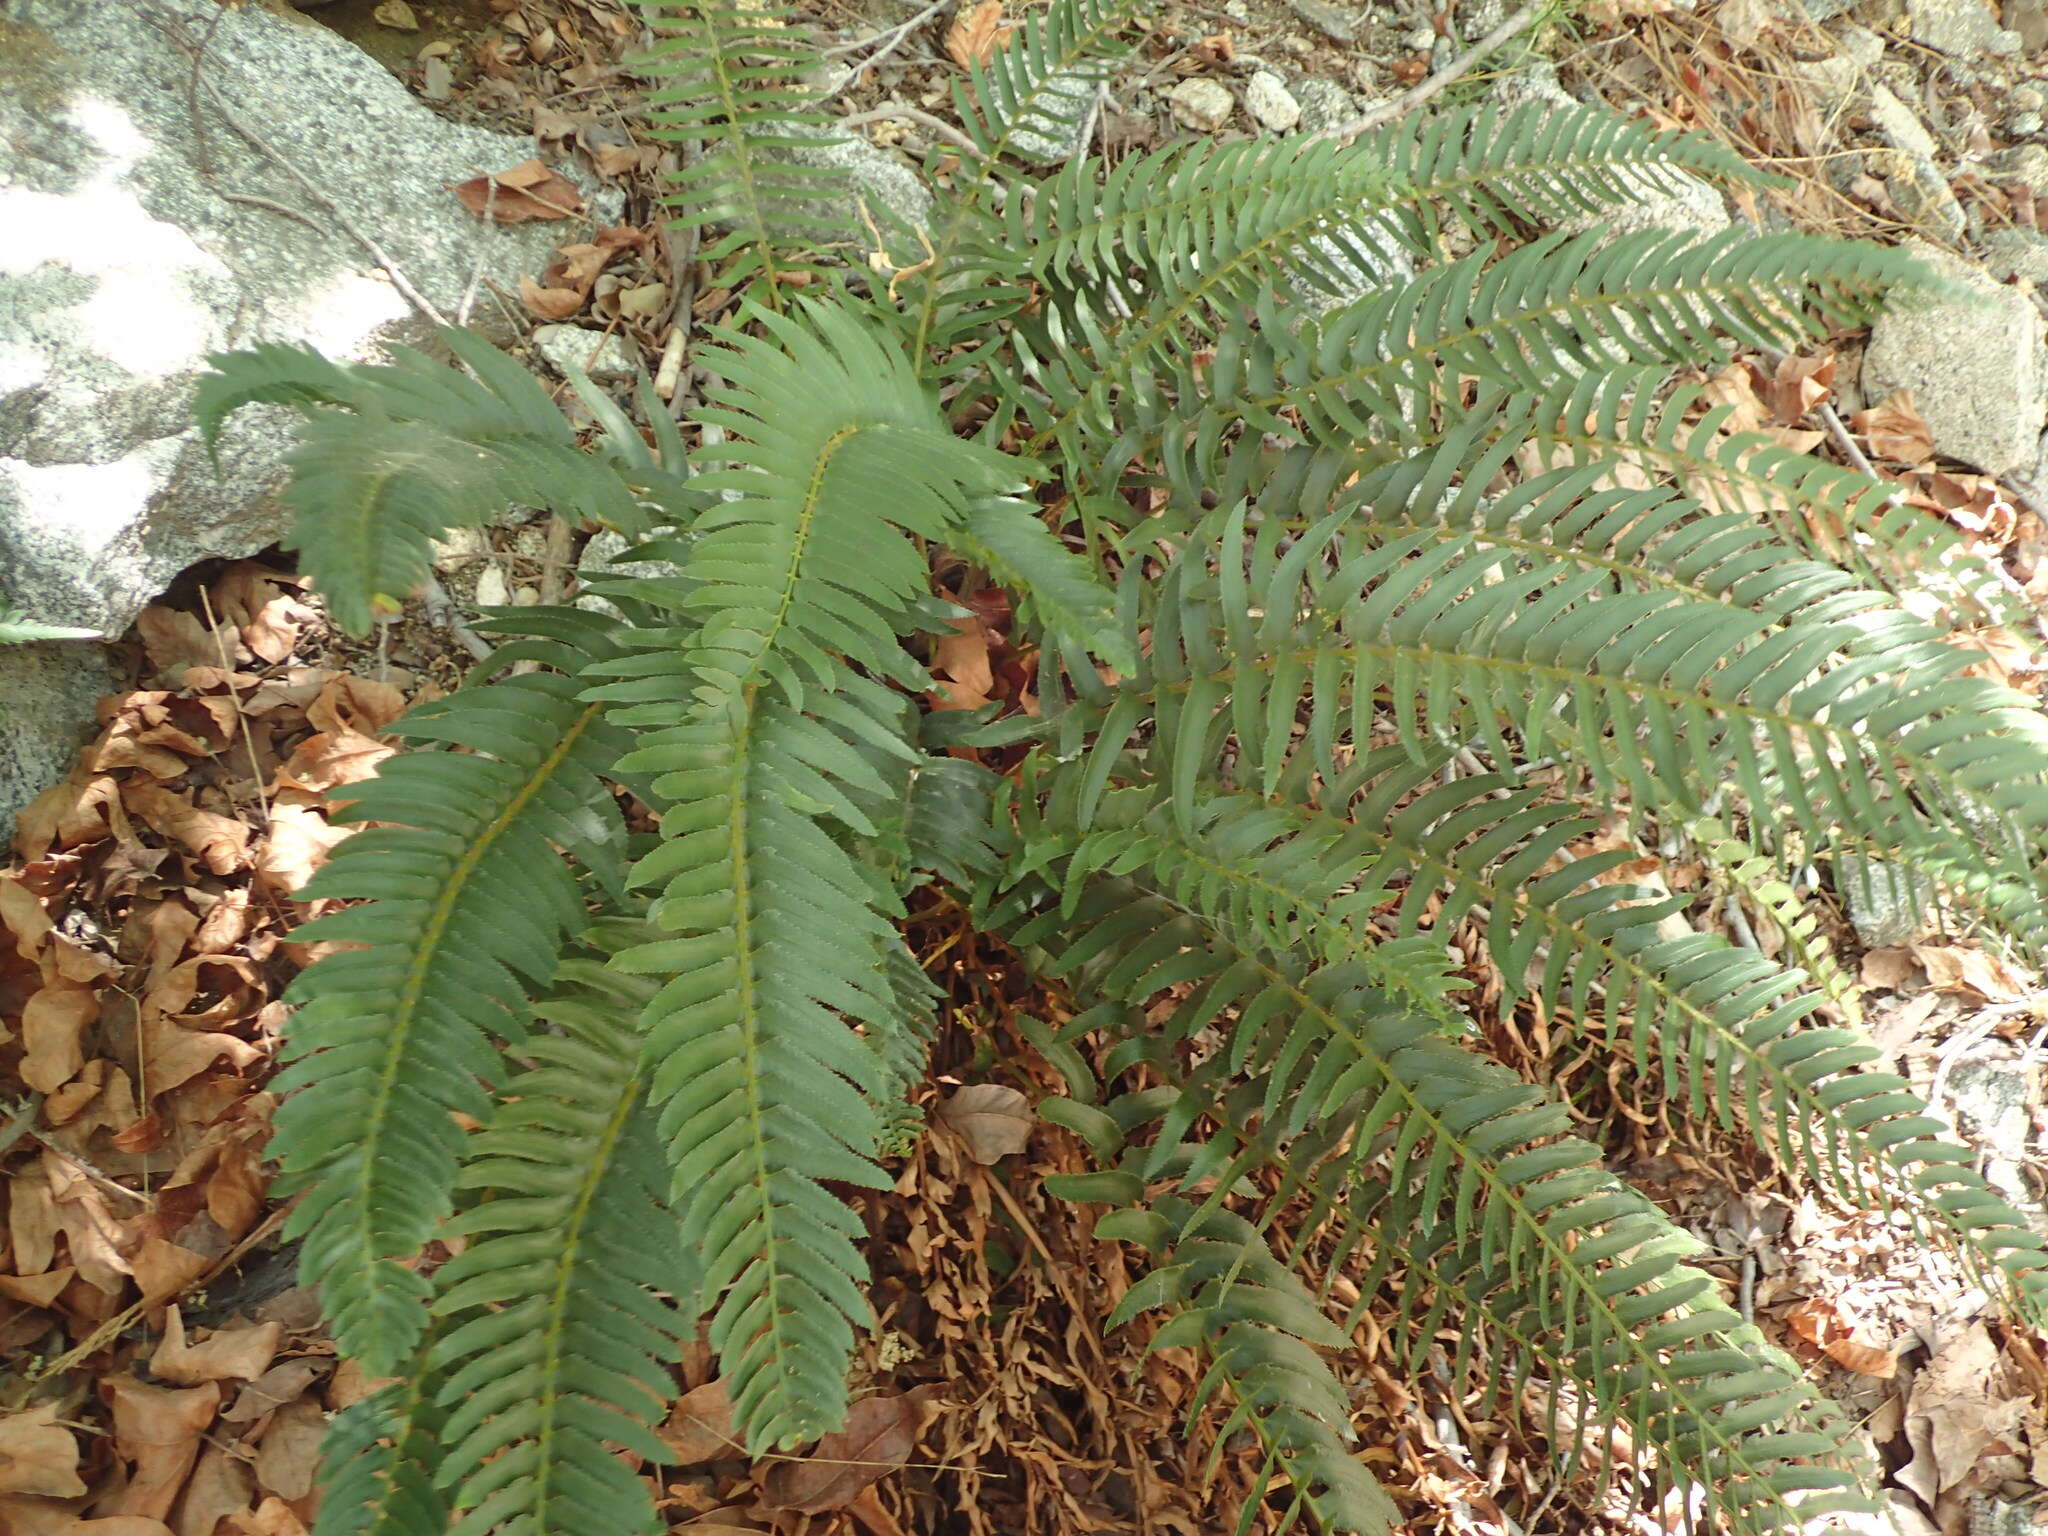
[312,1380,450,1536]
[274,634,634,1373]
[1007,876,1871,1532]
[1105,1200,1402,1536]
[198,334,658,633]
[583,301,1017,721]
[633,0,854,299]
[430,942,683,1536]
[613,693,901,1449]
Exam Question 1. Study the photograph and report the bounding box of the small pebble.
[2012,110,2047,138]
[2015,84,2047,111]
[1244,71,1301,132]
[474,565,511,609]
[1169,77,1235,131]
[1402,23,1436,48]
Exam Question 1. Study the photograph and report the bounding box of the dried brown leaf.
[944,0,1013,67]
[1851,391,1936,464]
[152,1308,284,1386]
[251,1397,325,1501]
[102,1376,221,1519]
[937,1083,1031,1164]
[657,1378,740,1464]
[0,1402,86,1497]
[452,159,586,223]
[20,979,95,1093]
[221,1360,326,1425]
[760,1389,939,1513]
[125,786,250,876]
[136,607,223,679]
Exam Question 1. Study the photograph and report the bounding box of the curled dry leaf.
[221,1359,327,1425]
[136,607,225,679]
[252,1396,326,1501]
[936,1083,1032,1164]
[929,614,996,711]
[944,0,1013,67]
[760,1386,943,1513]
[151,1307,283,1386]
[657,1377,740,1464]
[1911,943,2034,1001]
[0,1402,86,1498]
[102,1376,221,1520]
[124,786,249,876]
[1851,391,1936,464]
[452,158,585,223]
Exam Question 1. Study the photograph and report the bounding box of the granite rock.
[0,0,615,831]
[1863,242,2048,476]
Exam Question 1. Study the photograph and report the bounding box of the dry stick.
[191,76,452,329]
[1323,0,1550,142]
[838,103,987,159]
[455,178,500,330]
[819,0,951,102]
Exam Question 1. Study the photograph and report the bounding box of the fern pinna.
[195,2,2048,1530]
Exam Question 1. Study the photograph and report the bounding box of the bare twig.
[1818,400,1877,477]
[1323,0,1550,142]
[214,191,324,234]
[422,574,497,662]
[820,0,950,100]
[456,178,499,329]
[837,104,987,159]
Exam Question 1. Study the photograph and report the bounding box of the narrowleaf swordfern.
[196,0,2048,1530]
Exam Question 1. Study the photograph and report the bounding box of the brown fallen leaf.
[102,1376,221,1519]
[222,1360,327,1425]
[1762,350,1834,425]
[20,978,95,1093]
[135,606,224,680]
[452,159,585,223]
[0,1402,86,1498]
[1851,391,1936,464]
[125,785,250,876]
[230,1499,311,1536]
[657,1378,739,1464]
[937,1083,1031,1164]
[944,0,1013,67]
[252,1397,326,1501]
[518,274,585,321]
[176,1444,256,1536]
[1911,943,2034,1001]
[760,1387,942,1513]
[152,1307,284,1386]
[929,614,996,712]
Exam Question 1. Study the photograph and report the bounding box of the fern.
[632,0,856,301]
[271,620,635,1372]
[197,22,2048,1533]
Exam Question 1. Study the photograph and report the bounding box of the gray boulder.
[1863,242,2048,476]
[0,0,616,833]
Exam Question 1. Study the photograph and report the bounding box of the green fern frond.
[612,693,901,1449]
[633,0,854,299]
[312,1379,449,1536]
[1107,1201,1402,1536]
[274,638,634,1373]
[198,333,658,633]
[583,301,1017,721]
[430,944,683,1536]
[1007,877,1872,1531]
